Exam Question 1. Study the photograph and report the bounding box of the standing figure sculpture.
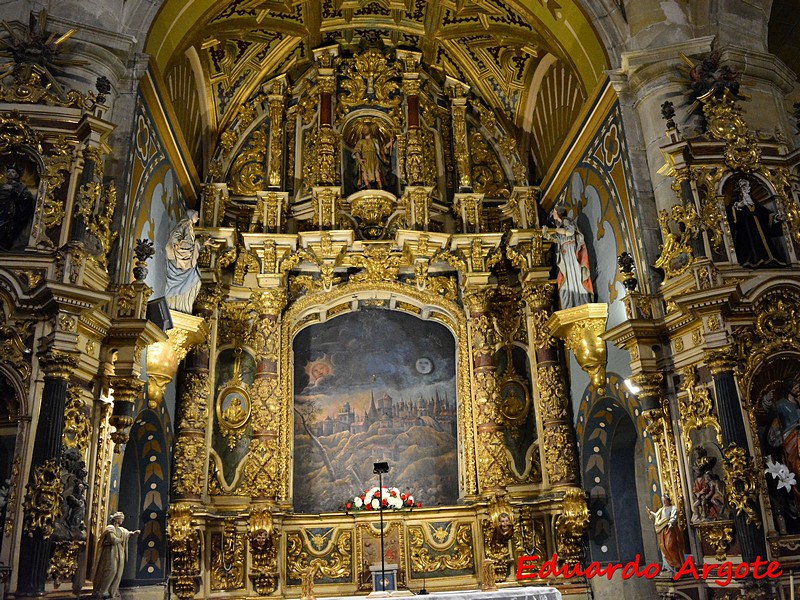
[352,123,393,190]
[727,178,786,268]
[0,165,35,250]
[93,512,140,599]
[165,209,205,314]
[768,378,800,501]
[647,493,685,572]
[543,207,593,309]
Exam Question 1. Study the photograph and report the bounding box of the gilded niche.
[343,116,397,197]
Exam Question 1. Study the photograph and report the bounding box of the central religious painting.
[292,308,459,513]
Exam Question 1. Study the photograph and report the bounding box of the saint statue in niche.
[726,177,787,268]
[768,378,800,499]
[344,118,395,194]
[0,163,36,250]
[690,447,726,522]
[755,358,800,534]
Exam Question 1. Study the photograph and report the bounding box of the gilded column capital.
[705,347,737,376]
[463,288,493,315]
[107,375,145,397]
[250,289,288,316]
[38,349,79,380]
[318,74,336,94]
[631,371,663,401]
[312,44,338,68]
[521,281,555,311]
[402,77,421,95]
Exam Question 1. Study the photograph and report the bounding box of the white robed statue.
[93,511,140,599]
[543,206,594,309]
[165,209,204,313]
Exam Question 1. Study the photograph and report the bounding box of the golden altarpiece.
[161,43,596,599]
[0,11,599,599]
[5,6,800,600]
[606,76,800,598]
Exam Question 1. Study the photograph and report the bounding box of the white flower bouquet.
[346,486,420,511]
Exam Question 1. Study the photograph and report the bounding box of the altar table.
[353,587,562,600]
[410,587,562,600]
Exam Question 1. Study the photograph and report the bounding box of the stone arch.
[576,373,660,553]
[571,0,630,68]
[576,373,659,598]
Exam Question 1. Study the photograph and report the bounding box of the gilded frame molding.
[280,280,475,506]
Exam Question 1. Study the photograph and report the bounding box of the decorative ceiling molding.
[144,0,609,177]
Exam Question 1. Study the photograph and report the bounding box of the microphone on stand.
[418,576,428,595]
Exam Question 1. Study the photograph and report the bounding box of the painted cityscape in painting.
[292,308,459,513]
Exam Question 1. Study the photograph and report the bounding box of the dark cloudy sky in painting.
[293,307,456,397]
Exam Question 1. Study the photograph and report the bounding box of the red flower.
[406,498,413,506]
[366,504,372,510]
[346,502,352,510]
[382,498,389,507]
[401,493,408,501]
[416,502,422,508]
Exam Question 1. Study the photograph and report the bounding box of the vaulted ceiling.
[145,0,609,179]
